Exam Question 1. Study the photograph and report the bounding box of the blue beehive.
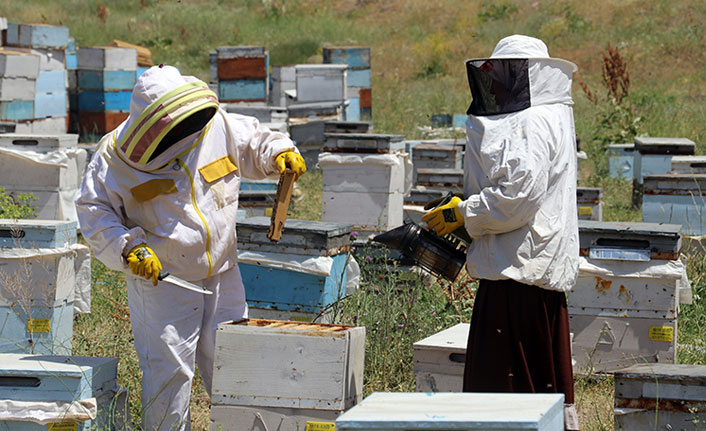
[0,354,125,430]
[218,79,267,102]
[323,47,371,122]
[608,143,634,180]
[0,100,34,121]
[237,217,352,316]
[77,90,131,112]
[78,69,136,91]
[643,174,706,236]
[5,23,70,49]
[0,219,77,249]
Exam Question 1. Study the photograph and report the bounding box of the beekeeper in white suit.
[423,35,579,430]
[75,65,306,430]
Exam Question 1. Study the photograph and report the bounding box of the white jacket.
[459,35,579,292]
[76,66,295,281]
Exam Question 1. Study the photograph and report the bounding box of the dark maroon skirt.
[463,279,574,404]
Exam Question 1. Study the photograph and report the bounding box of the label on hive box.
[649,326,674,342]
[27,318,51,333]
[306,422,335,431]
[578,206,593,216]
[49,422,77,431]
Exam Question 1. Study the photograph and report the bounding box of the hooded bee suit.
[76,66,298,430]
[458,36,579,428]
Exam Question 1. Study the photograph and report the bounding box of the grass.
[1,0,705,429]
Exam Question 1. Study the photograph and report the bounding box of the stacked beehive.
[237,217,353,322]
[75,45,137,136]
[323,46,372,121]
[576,187,603,221]
[0,220,83,355]
[211,319,365,429]
[569,220,692,373]
[631,137,695,206]
[319,133,411,235]
[0,133,85,221]
[216,46,269,103]
[413,323,469,393]
[0,354,127,430]
[291,119,372,167]
[1,22,71,134]
[269,65,295,106]
[403,140,464,224]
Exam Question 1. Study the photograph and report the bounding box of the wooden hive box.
[0,219,76,249]
[4,23,70,49]
[669,155,706,174]
[0,246,78,355]
[295,64,348,104]
[323,47,371,70]
[570,220,688,373]
[77,69,136,91]
[413,323,469,393]
[335,392,564,431]
[632,137,695,206]
[576,187,602,221]
[0,133,77,150]
[0,50,40,79]
[237,218,352,318]
[642,174,706,236]
[0,146,86,191]
[76,46,137,71]
[287,101,344,122]
[0,354,127,430]
[415,168,464,191]
[323,133,405,154]
[614,363,706,431]
[0,77,35,101]
[224,103,288,123]
[211,319,365,412]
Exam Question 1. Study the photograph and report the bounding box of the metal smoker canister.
[373,222,467,281]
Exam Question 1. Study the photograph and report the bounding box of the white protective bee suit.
[460,35,579,292]
[75,66,297,431]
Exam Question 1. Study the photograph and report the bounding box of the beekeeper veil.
[466,35,577,116]
[114,65,219,172]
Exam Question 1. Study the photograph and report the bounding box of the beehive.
[614,363,706,431]
[642,174,706,236]
[570,221,689,373]
[576,187,602,221]
[211,318,365,430]
[632,137,695,206]
[413,323,469,393]
[295,64,348,104]
[335,392,564,431]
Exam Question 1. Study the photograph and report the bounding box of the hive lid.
[614,363,706,383]
[237,217,352,255]
[634,137,695,155]
[578,220,681,259]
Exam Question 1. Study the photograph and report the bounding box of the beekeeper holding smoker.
[423,35,580,430]
[76,65,305,430]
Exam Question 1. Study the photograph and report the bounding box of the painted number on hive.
[306,422,335,431]
[648,326,673,342]
[48,422,77,431]
[27,318,51,333]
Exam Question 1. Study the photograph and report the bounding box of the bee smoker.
[373,193,469,281]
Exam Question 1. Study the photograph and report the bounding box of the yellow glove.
[275,151,307,179]
[421,196,464,237]
[126,244,162,286]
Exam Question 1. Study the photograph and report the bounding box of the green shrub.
[0,187,37,219]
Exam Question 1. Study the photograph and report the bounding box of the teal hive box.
[237,217,352,316]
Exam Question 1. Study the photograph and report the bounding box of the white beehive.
[570,221,689,373]
[295,64,347,103]
[413,323,469,392]
[0,146,86,191]
[77,46,137,71]
[0,50,41,79]
[335,392,564,431]
[614,364,706,431]
[211,319,365,411]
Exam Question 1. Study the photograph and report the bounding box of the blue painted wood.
[69,92,79,112]
[65,53,78,70]
[218,79,267,101]
[5,23,70,49]
[643,193,706,236]
[34,93,67,118]
[323,47,371,69]
[0,220,77,248]
[0,100,34,121]
[0,301,73,355]
[346,97,361,122]
[78,90,131,112]
[608,144,634,180]
[452,114,467,128]
[240,253,349,314]
[67,37,76,53]
[35,70,67,95]
[634,153,674,185]
[240,179,278,192]
[347,69,371,88]
[360,107,372,120]
[78,69,136,91]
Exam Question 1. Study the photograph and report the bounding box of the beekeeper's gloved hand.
[275,151,307,179]
[126,244,162,286]
[422,196,465,237]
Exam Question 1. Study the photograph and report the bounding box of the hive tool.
[158,271,212,295]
